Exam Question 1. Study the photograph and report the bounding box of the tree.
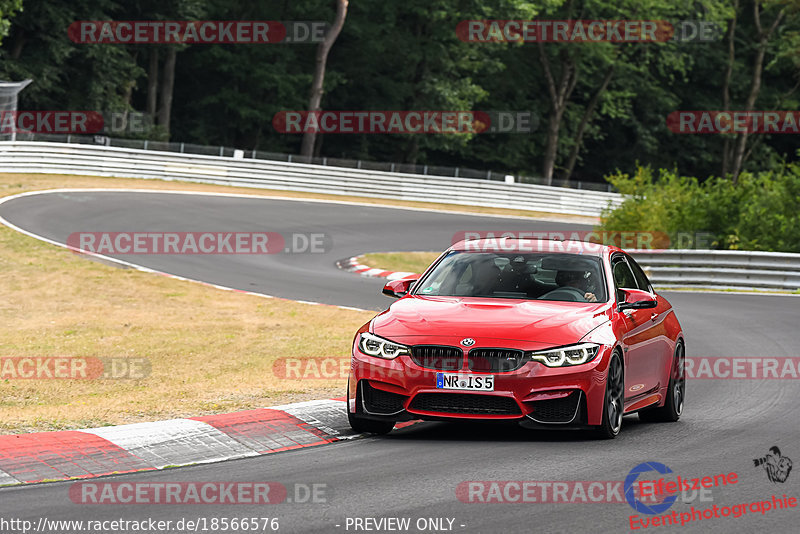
[535,0,733,185]
[729,1,788,182]
[300,0,348,158]
[0,0,23,46]
[0,0,143,112]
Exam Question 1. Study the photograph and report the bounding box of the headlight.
[358,332,410,360]
[526,343,601,367]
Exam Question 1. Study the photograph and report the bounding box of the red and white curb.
[336,255,418,280]
[0,399,355,486]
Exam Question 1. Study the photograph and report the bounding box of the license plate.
[436,373,494,391]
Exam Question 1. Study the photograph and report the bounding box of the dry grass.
[0,173,382,433]
[360,252,441,275]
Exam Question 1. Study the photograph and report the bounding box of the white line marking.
[80,419,259,469]
[0,189,372,312]
[0,469,20,486]
[0,187,592,222]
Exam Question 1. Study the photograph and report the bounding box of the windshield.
[413,251,607,303]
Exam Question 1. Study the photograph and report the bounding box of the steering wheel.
[540,286,588,302]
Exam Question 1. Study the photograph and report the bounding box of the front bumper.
[348,343,613,427]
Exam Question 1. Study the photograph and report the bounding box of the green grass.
[360,252,440,274]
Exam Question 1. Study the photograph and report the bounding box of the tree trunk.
[721,1,738,177]
[731,3,784,184]
[158,47,177,138]
[9,27,25,59]
[743,79,800,164]
[404,136,419,165]
[538,44,578,185]
[118,50,138,134]
[301,0,349,158]
[542,112,563,185]
[562,64,615,184]
[146,48,159,120]
[313,133,324,158]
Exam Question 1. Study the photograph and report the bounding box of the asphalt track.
[1,190,798,533]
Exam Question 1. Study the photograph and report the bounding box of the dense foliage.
[599,155,800,252]
[1,0,798,185]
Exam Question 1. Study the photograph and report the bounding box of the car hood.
[372,296,610,347]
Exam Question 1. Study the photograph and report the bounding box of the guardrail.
[630,249,800,292]
[0,141,622,217]
[1,142,796,292]
[6,132,617,192]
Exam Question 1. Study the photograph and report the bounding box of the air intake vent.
[468,348,525,372]
[410,345,463,370]
[528,392,581,423]
[409,393,521,415]
[362,381,407,415]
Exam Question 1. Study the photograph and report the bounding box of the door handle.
[650,313,659,322]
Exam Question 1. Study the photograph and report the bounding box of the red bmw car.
[347,238,686,439]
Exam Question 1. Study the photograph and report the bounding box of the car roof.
[450,237,618,257]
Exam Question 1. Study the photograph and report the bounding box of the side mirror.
[382,278,418,298]
[618,288,657,311]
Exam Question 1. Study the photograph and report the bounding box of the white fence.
[0,141,621,217]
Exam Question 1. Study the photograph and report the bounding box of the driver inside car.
[555,270,598,302]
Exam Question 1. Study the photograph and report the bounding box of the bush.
[599,161,800,252]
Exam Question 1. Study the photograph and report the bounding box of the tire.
[639,341,685,423]
[347,379,395,435]
[593,351,624,439]
[348,410,395,435]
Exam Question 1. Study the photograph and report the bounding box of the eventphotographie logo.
[753,446,793,484]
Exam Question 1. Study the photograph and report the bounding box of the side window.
[611,256,637,290]
[459,264,473,284]
[626,255,653,293]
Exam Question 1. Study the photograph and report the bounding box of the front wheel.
[639,342,685,423]
[347,379,395,435]
[593,351,624,439]
[347,410,395,435]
